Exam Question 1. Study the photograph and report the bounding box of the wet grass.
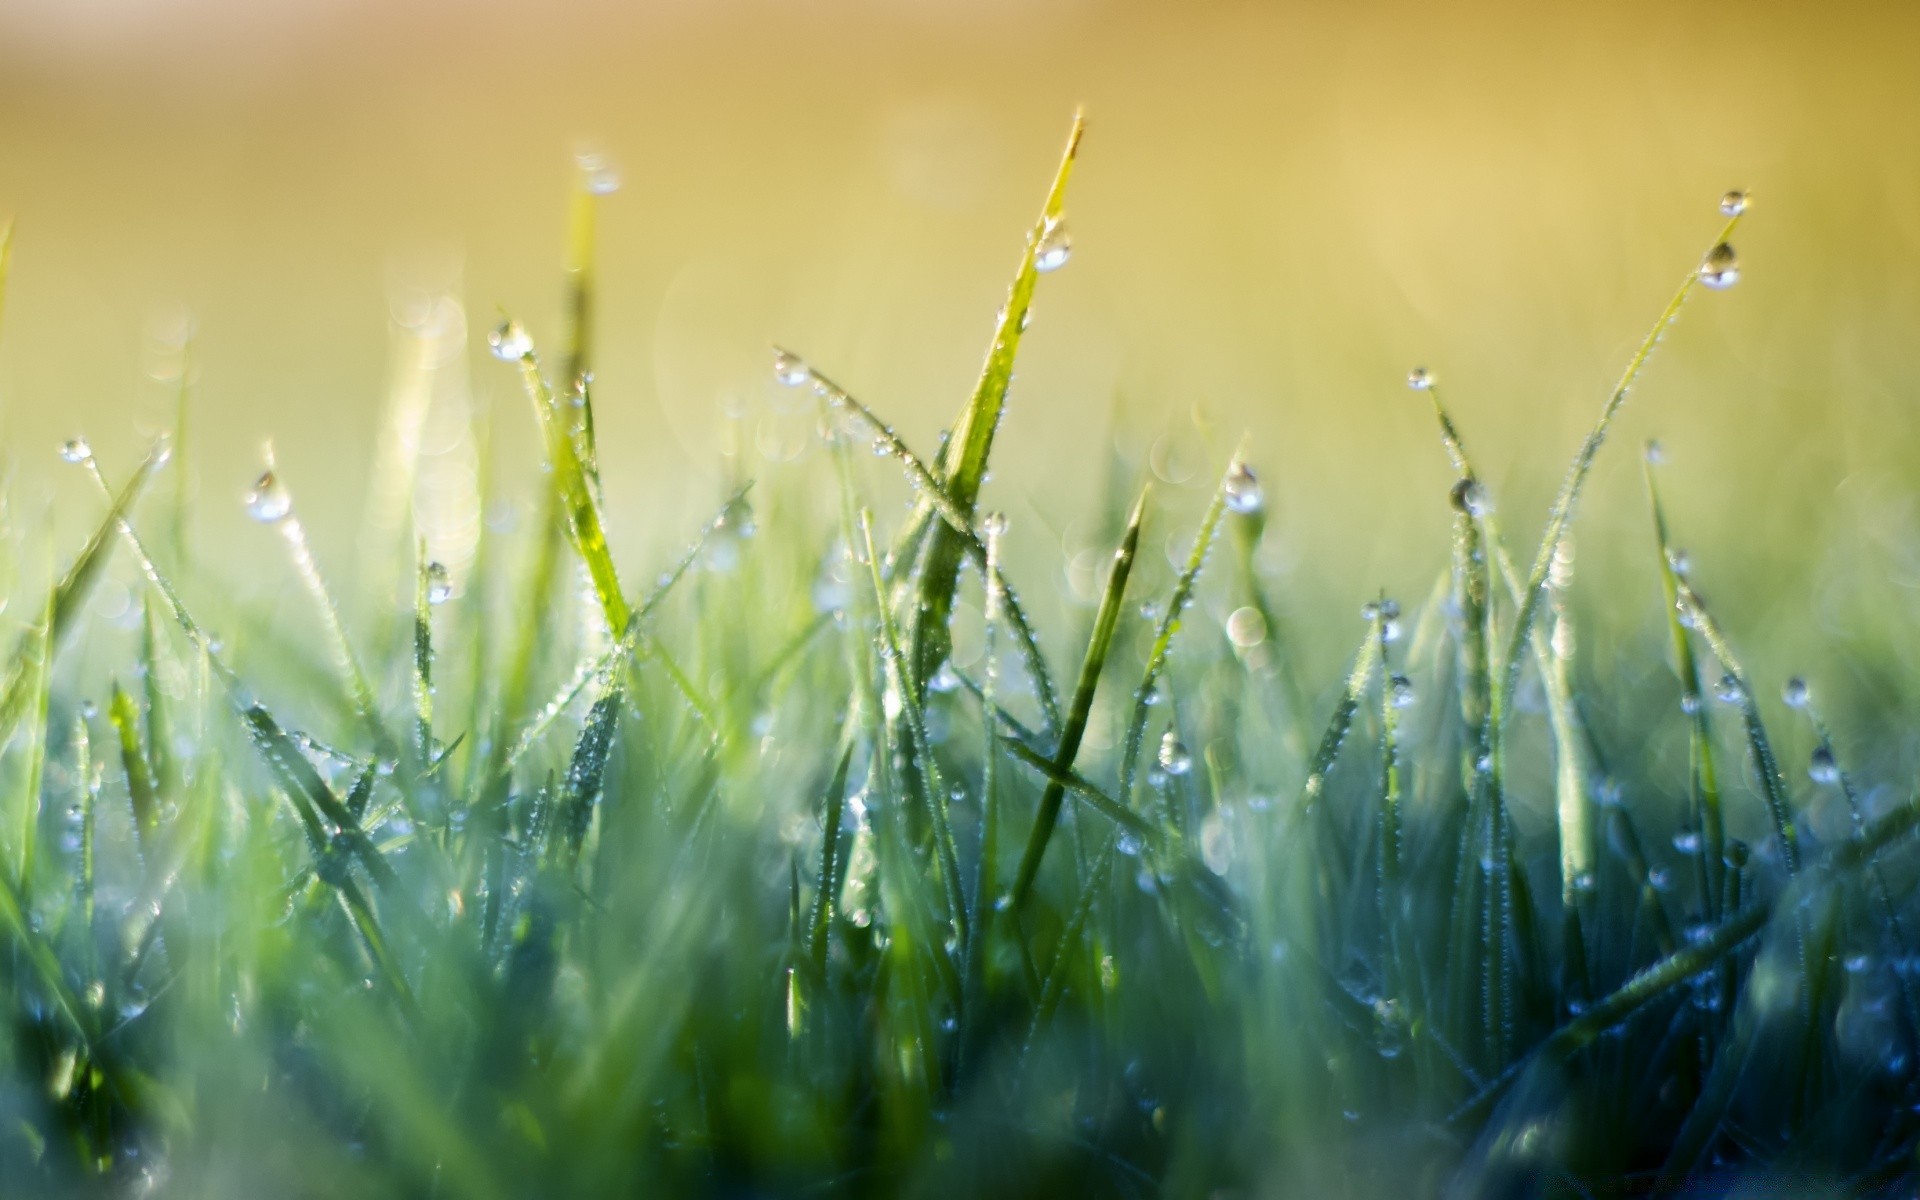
[0,131,1913,1199]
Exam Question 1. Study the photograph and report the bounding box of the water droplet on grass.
[1783,677,1809,708]
[59,438,92,464]
[1810,746,1840,784]
[1033,217,1071,272]
[1389,674,1416,709]
[1699,243,1740,290]
[488,320,533,361]
[771,349,808,387]
[1450,478,1490,517]
[245,471,292,523]
[1223,462,1264,514]
[425,562,452,605]
[1158,730,1192,776]
[1406,367,1433,391]
[1714,673,1745,704]
[1226,606,1266,648]
[1720,190,1748,217]
[578,152,620,195]
[981,512,1009,539]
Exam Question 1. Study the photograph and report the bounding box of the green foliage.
[0,128,1911,1200]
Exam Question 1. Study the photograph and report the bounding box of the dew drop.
[1783,677,1809,709]
[59,438,92,465]
[1406,366,1433,391]
[245,470,292,524]
[1719,190,1748,217]
[928,663,961,694]
[425,562,452,605]
[1033,217,1071,273]
[1809,746,1840,785]
[487,320,533,361]
[1645,440,1666,466]
[1450,477,1491,517]
[578,153,620,195]
[1713,673,1745,705]
[1389,674,1416,710]
[1699,243,1740,291]
[1157,730,1192,776]
[980,512,1009,539]
[1222,461,1264,515]
[1226,606,1267,648]
[772,349,809,387]
[1673,830,1703,855]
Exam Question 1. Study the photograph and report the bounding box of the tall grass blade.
[905,112,1084,693]
[0,444,163,748]
[1008,488,1145,909]
[1496,209,1744,720]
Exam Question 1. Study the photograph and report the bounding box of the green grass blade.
[413,543,435,765]
[1495,209,1744,723]
[858,511,968,947]
[242,704,398,892]
[782,349,1062,731]
[1008,488,1145,909]
[505,332,631,633]
[1673,579,1799,873]
[559,688,622,866]
[1644,455,1725,919]
[1118,452,1236,806]
[904,112,1085,692]
[0,445,164,747]
[108,682,160,848]
[808,740,856,977]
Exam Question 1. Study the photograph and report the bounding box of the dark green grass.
[0,133,1913,1199]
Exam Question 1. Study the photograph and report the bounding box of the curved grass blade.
[0,442,163,748]
[1008,488,1146,910]
[1495,208,1744,725]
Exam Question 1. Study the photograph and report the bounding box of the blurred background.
[2,0,1919,689]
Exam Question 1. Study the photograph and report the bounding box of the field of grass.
[0,113,1915,1197]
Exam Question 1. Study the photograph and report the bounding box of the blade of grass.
[1673,579,1798,873]
[1451,786,1920,1128]
[784,349,1062,733]
[903,112,1085,696]
[558,687,622,868]
[1008,488,1146,910]
[108,683,160,849]
[1495,208,1744,729]
[0,443,164,747]
[1118,451,1238,809]
[858,511,968,948]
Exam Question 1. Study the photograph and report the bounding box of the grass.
[0,128,1913,1198]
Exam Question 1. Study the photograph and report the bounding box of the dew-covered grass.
[0,129,1916,1199]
